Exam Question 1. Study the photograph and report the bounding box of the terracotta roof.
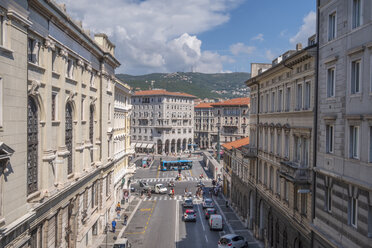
[195,102,213,108]
[211,97,250,107]
[134,89,196,98]
[222,137,249,150]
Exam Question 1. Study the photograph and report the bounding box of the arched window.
[27,97,38,195]
[66,103,73,174]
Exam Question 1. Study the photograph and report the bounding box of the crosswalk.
[132,177,211,184]
[142,195,203,202]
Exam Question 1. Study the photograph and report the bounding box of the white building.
[131,89,196,154]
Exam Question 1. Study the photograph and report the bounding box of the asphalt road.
[125,156,227,248]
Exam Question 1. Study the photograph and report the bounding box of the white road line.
[175,200,179,247]
[212,197,234,234]
[197,204,205,231]
[205,234,208,243]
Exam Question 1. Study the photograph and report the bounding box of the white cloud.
[265,49,275,61]
[252,33,264,41]
[290,11,316,46]
[229,43,256,56]
[56,0,243,74]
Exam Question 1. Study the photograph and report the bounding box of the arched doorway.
[188,138,192,150]
[157,140,162,154]
[27,97,38,195]
[171,139,175,153]
[177,139,181,153]
[182,139,187,151]
[165,140,169,154]
[66,103,73,175]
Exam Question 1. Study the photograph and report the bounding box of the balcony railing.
[279,160,311,184]
[241,146,257,158]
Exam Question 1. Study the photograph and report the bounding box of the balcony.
[279,160,311,184]
[241,146,257,158]
[223,122,238,127]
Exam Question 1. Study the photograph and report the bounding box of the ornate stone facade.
[0,1,124,247]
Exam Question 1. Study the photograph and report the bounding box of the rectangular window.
[351,60,361,94]
[304,82,311,110]
[285,134,289,158]
[28,38,39,64]
[52,50,57,72]
[368,205,372,237]
[286,87,291,112]
[328,12,336,41]
[295,137,301,162]
[276,171,281,195]
[297,84,302,110]
[271,92,275,112]
[91,184,95,208]
[326,186,332,212]
[260,95,263,113]
[0,77,2,127]
[265,93,269,113]
[284,180,289,201]
[350,197,358,227]
[51,93,57,121]
[352,0,361,29]
[270,133,274,153]
[67,58,74,78]
[278,90,282,112]
[350,126,360,159]
[301,194,307,216]
[303,138,309,167]
[326,125,334,153]
[81,98,84,121]
[277,132,281,156]
[0,16,3,46]
[327,68,335,97]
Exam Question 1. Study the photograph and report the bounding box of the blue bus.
[161,160,193,171]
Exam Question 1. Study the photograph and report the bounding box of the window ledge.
[52,120,60,126]
[28,62,46,73]
[350,93,362,98]
[90,86,97,92]
[81,120,87,124]
[52,71,60,78]
[66,77,77,85]
[0,45,14,54]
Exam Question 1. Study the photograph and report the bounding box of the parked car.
[114,238,132,248]
[218,234,248,248]
[208,214,223,231]
[182,198,194,208]
[183,209,197,222]
[202,198,214,209]
[204,208,217,219]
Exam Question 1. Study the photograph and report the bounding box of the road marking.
[118,198,142,237]
[156,165,160,178]
[140,208,151,212]
[205,234,208,243]
[175,200,179,247]
[197,204,205,231]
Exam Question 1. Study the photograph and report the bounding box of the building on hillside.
[221,137,250,208]
[131,89,197,154]
[210,98,250,144]
[0,1,122,247]
[245,40,316,247]
[113,80,134,207]
[194,102,216,149]
[313,1,372,247]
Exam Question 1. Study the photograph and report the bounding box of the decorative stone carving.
[28,80,41,96]
[44,39,56,50]
[67,91,78,102]
[86,64,92,72]
[77,59,84,67]
[60,48,68,59]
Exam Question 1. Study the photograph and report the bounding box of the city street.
[116,156,261,248]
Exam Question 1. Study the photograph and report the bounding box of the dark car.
[204,208,217,219]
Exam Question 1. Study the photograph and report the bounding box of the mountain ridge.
[116,72,250,99]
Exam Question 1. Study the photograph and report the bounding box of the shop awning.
[131,143,137,148]
[140,143,148,148]
[135,143,143,148]
[147,143,154,149]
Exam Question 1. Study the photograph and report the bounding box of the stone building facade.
[131,89,196,154]
[0,1,124,247]
[313,1,372,247]
[194,102,216,149]
[246,42,316,248]
[113,80,134,210]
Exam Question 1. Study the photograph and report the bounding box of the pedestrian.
[123,214,128,225]
[116,202,121,211]
[112,219,117,233]
[225,200,229,208]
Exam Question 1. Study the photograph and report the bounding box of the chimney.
[296,43,302,51]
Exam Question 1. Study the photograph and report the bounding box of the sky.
[56,0,316,75]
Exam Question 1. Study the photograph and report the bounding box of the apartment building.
[211,98,250,144]
[313,1,372,247]
[113,80,134,208]
[131,89,196,154]
[0,1,122,247]
[246,41,316,247]
[194,102,216,149]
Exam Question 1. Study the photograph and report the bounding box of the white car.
[202,198,214,209]
[154,184,168,194]
[218,234,248,248]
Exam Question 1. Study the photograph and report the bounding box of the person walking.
[112,219,117,233]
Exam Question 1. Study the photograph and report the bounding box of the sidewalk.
[94,196,141,248]
[212,194,264,248]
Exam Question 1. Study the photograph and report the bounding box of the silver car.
[182,198,194,208]
[218,234,248,248]
[202,198,214,209]
[183,209,197,222]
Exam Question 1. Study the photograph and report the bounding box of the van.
[209,214,223,231]
[113,238,132,248]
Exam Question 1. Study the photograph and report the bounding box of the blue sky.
[58,0,316,75]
